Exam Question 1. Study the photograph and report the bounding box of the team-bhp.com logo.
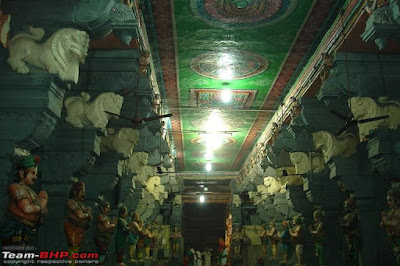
[3,251,99,264]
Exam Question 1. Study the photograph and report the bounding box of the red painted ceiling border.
[150,0,184,170]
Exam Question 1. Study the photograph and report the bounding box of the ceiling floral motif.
[190,50,269,80]
[190,0,298,29]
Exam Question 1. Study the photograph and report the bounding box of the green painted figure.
[115,206,129,266]
[381,189,400,265]
[339,198,360,266]
[309,210,326,266]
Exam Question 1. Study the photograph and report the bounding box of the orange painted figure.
[94,202,116,265]
[0,156,48,247]
[64,181,92,265]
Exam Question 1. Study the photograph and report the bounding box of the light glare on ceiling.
[220,90,232,103]
[205,162,212,171]
[199,195,205,203]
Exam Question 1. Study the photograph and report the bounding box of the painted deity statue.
[279,220,291,264]
[94,202,116,265]
[259,223,269,256]
[115,206,130,266]
[142,223,156,258]
[0,156,48,247]
[64,181,92,265]
[339,198,360,266]
[309,210,326,266]
[267,221,278,259]
[231,226,244,257]
[381,189,400,265]
[290,216,305,266]
[170,226,182,256]
[128,211,143,261]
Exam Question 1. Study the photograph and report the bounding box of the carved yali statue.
[101,128,140,157]
[123,152,156,186]
[232,194,241,207]
[65,92,124,129]
[350,97,400,141]
[263,176,286,194]
[7,26,89,83]
[312,131,359,162]
[290,152,325,174]
[145,176,167,203]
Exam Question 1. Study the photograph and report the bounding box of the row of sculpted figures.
[0,155,183,266]
[229,49,400,265]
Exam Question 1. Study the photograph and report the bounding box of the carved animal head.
[101,93,124,115]
[349,97,377,120]
[289,152,305,164]
[50,28,90,83]
[312,131,331,154]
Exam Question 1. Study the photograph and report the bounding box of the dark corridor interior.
[183,203,227,250]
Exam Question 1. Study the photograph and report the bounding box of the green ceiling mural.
[172,0,314,171]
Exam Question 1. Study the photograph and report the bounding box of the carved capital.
[362,0,400,49]
[367,129,400,179]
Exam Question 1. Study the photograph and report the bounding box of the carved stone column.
[0,71,65,214]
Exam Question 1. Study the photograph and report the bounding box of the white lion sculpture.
[254,185,271,205]
[312,131,359,162]
[101,128,140,157]
[145,176,167,203]
[146,176,161,193]
[123,152,156,186]
[263,176,286,194]
[350,97,400,141]
[64,92,124,129]
[289,152,325,174]
[7,26,89,83]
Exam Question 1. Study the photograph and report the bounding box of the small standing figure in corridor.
[170,225,182,256]
[381,189,400,265]
[309,210,326,266]
[94,202,116,265]
[290,216,305,266]
[64,181,91,266]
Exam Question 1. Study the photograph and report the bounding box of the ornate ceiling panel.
[144,0,338,172]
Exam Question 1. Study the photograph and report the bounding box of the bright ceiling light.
[204,187,208,191]
[205,151,213,160]
[199,195,205,203]
[220,90,232,103]
[218,69,233,80]
[205,162,212,172]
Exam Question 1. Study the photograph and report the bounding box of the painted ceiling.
[144,0,339,173]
